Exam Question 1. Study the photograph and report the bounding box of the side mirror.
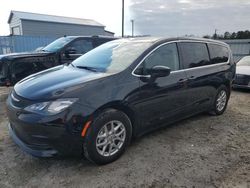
[149,65,171,78]
[64,47,77,57]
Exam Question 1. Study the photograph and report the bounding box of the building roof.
[8,10,105,27]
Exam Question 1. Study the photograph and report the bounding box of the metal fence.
[0,35,57,54]
[1,36,250,63]
[221,39,250,62]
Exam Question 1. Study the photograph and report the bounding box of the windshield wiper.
[75,66,98,72]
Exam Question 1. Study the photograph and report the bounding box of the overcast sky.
[1,0,250,37]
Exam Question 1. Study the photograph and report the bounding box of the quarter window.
[179,42,210,69]
[208,44,229,64]
[135,43,180,75]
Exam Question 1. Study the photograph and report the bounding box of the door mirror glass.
[149,65,171,78]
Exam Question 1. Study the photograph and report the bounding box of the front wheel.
[210,86,229,115]
[83,109,132,165]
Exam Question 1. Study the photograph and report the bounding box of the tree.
[230,32,235,39]
[224,32,231,39]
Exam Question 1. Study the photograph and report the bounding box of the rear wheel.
[83,109,132,165]
[210,86,229,115]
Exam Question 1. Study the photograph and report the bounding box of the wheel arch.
[92,101,139,137]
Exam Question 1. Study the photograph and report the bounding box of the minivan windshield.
[237,56,250,66]
[71,39,153,73]
[42,37,74,53]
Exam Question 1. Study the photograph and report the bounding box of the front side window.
[66,39,94,54]
[208,44,229,64]
[179,42,210,69]
[135,43,180,75]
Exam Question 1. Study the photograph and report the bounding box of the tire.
[83,109,132,165]
[210,85,229,115]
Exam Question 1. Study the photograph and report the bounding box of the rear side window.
[208,44,229,64]
[179,42,210,69]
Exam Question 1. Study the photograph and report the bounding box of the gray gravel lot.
[0,89,249,188]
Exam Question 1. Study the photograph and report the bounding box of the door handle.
[178,78,188,83]
[188,76,196,80]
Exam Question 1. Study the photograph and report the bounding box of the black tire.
[210,85,229,115]
[83,109,132,165]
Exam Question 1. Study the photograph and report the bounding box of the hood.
[14,65,110,100]
[0,51,51,61]
[236,66,250,76]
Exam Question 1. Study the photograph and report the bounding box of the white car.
[233,56,250,89]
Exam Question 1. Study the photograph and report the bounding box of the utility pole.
[131,19,134,37]
[214,29,218,39]
[122,0,124,37]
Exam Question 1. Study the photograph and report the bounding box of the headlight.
[24,98,78,115]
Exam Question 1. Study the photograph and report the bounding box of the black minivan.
[7,37,235,164]
[0,36,116,86]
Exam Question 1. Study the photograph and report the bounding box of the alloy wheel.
[216,90,227,112]
[96,120,126,157]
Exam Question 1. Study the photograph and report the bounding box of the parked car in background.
[0,36,117,86]
[233,56,250,89]
[7,37,235,165]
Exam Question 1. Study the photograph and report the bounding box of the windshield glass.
[42,37,75,52]
[71,39,153,73]
[237,56,250,66]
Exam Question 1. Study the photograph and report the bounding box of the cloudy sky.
[1,0,250,37]
[130,0,250,37]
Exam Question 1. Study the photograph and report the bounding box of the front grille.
[11,91,33,108]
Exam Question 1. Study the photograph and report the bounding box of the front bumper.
[6,93,85,157]
[8,123,58,157]
[233,74,250,89]
[232,84,250,89]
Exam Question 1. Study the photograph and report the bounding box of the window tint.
[135,43,179,75]
[208,44,229,64]
[179,42,210,69]
[67,39,94,54]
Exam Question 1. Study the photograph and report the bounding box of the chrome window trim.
[131,40,231,78]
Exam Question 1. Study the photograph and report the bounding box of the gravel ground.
[0,89,249,188]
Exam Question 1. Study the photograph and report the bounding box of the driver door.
[134,42,189,130]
